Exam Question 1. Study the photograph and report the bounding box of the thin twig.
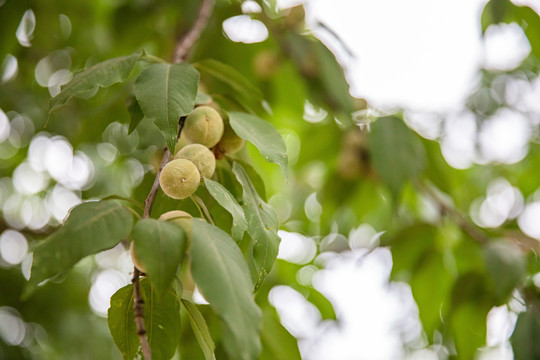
[132,268,151,360]
[417,181,489,245]
[132,0,215,358]
[173,0,215,63]
[143,149,172,219]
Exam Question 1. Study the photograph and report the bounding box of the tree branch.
[173,0,215,63]
[418,181,489,245]
[132,268,151,360]
[132,0,215,357]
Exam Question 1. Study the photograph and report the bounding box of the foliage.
[2,0,540,359]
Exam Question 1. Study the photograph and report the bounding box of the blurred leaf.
[258,0,280,19]
[140,278,181,360]
[484,242,526,305]
[229,112,288,177]
[410,250,453,340]
[260,305,301,360]
[0,0,29,63]
[131,218,187,297]
[481,0,510,31]
[233,162,280,289]
[511,310,540,360]
[481,0,540,58]
[25,200,133,298]
[205,179,248,241]
[422,139,463,196]
[196,92,212,105]
[369,116,426,198]
[190,219,262,360]
[108,284,139,360]
[275,260,336,320]
[126,94,145,134]
[448,273,492,359]
[181,299,217,360]
[194,59,264,114]
[283,34,354,114]
[134,62,199,152]
[312,38,355,114]
[389,223,437,280]
[49,51,143,112]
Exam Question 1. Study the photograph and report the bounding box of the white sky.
[308,0,486,112]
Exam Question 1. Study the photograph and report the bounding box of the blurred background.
[2,0,540,359]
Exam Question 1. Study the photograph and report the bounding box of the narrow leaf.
[140,278,181,360]
[134,63,199,152]
[131,219,187,297]
[24,200,133,298]
[181,299,217,360]
[49,51,142,112]
[190,219,262,360]
[205,179,248,241]
[233,162,280,289]
[368,116,426,198]
[108,284,139,360]
[229,112,288,177]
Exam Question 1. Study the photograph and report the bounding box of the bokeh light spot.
[0,230,28,266]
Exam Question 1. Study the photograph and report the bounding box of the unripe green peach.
[159,159,200,199]
[174,133,190,156]
[159,210,193,239]
[130,242,146,273]
[216,121,245,155]
[183,106,224,148]
[174,144,216,179]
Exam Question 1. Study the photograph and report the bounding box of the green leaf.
[388,223,437,281]
[448,273,492,359]
[205,179,248,242]
[481,0,510,32]
[108,284,139,360]
[131,219,187,297]
[283,34,354,114]
[258,0,280,19]
[195,92,212,105]
[511,310,540,360]
[260,305,301,360]
[140,278,181,360]
[275,260,336,320]
[134,62,199,152]
[49,51,142,112]
[194,59,264,114]
[368,116,426,198]
[181,299,216,360]
[481,0,540,58]
[229,112,288,177]
[233,162,280,289]
[234,160,268,201]
[410,250,453,340]
[189,219,262,360]
[484,242,526,305]
[24,200,133,298]
[126,94,145,134]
